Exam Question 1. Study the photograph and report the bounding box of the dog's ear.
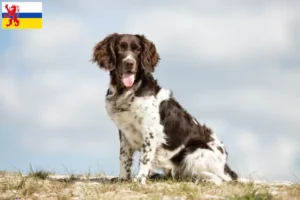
[136,34,160,73]
[92,33,119,71]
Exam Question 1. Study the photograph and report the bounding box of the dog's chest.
[105,90,163,150]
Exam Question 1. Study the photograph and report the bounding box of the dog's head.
[92,33,160,88]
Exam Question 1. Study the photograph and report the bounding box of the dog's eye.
[133,46,141,52]
[119,43,127,51]
[131,43,141,52]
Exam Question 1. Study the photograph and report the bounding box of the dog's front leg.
[119,130,134,180]
[134,132,157,184]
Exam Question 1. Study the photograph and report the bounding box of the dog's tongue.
[122,73,135,88]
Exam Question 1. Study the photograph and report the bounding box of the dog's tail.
[224,163,238,180]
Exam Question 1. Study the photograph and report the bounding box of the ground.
[0,170,299,200]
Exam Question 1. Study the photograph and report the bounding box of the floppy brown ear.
[92,33,119,71]
[136,34,160,73]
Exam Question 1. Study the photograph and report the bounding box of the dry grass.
[0,170,299,200]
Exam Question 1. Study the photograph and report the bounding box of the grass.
[28,164,52,180]
[0,169,299,200]
[227,191,273,200]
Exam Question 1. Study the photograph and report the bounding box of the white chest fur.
[105,87,171,150]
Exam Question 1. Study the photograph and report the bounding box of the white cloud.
[193,87,300,123]
[11,14,94,69]
[124,5,293,64]
[0,69,113,153]
[0,73,22,116]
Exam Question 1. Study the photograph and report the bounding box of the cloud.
[19,16,90,68]
[0,68,114,152]
[230,128,300,181]
[124,4,294,65]
[194,88,300,122]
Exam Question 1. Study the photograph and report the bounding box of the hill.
[0,171,299,200]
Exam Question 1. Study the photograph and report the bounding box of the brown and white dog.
[92,33,238,184]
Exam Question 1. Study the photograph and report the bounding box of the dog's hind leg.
[182,148,233,184]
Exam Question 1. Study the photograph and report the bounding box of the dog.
[92,33,238,185]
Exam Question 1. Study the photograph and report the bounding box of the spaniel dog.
[92,33,238,185]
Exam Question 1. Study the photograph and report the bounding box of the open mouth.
[122,72,136,88]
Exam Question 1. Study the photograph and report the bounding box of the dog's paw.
[148,172,169,180]
[114,173,132,183]
[201,177,223,185]
[134,175,147,185]
[110,177,131,183]
[119,172,132,180]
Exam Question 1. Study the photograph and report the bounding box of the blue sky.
[1,0,300,182]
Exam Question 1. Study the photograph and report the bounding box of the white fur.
[123,54,135,62]
[192,118,198,125]
[106,87,167,149]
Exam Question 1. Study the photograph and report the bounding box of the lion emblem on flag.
[4,4,20,27]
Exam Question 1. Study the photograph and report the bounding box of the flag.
[2,2,42,29]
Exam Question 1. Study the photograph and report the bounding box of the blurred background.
[0,0,299,182]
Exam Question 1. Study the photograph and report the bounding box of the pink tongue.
[122,73,135,88]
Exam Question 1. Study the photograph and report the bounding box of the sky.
[0,0,300,182]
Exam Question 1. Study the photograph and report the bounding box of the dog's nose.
[124,60,134,71]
